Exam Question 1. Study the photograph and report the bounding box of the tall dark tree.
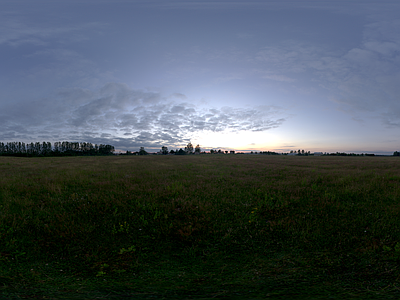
[185,142,194,154]
[176,148,186,155]
[139,147,147,155]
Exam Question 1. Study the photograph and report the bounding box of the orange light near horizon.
[193,130,281,151]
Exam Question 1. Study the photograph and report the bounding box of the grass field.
[1,155,400,299]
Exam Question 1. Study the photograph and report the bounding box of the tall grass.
[1,155,400,298]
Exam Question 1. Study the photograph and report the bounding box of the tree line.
[124,142,202,155]
[2,140,398,157]
[0,141,115,157]
[124,142,281,155]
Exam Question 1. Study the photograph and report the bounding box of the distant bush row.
[0,141,115,157]
[123,144,281,155]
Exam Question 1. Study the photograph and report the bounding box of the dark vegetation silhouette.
[2,141,399,157]
[0,141,115,157]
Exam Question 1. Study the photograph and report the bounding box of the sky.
[1,0,400,154]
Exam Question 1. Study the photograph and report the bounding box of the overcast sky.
[1,0,400,154]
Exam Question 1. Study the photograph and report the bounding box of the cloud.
[251,16,400,127]
[24,48,82,60]
[256,42,328,74]
[333,20,400,119]
[170,93,187,100]
[139,1,380,13]
[262,74,296,83]
[214,74,243,83]
[0,12,103,46]
[0,82,287,149]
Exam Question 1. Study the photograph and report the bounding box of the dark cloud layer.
[0,83,286,150]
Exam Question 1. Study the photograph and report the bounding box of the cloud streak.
[0,83,286,150]
[250,17,400,126]
[0,12,103,46]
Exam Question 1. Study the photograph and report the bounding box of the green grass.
[1,155,400,299]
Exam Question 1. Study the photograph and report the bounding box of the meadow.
[1,155,400,299]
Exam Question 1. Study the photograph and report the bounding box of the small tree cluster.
[259,151,280,155]
[289,150,311,155]
[210,149,224,154]
[327,152,369,156]
[156,143,202,155]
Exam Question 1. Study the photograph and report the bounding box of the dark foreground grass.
[1,155,400,299]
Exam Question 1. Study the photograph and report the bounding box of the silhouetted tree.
[195,144,201,154]
[139,147,147,155]
[176,148,186,155]
[185,142,194,154]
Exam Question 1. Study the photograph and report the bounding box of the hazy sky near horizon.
[1,0,400,154]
